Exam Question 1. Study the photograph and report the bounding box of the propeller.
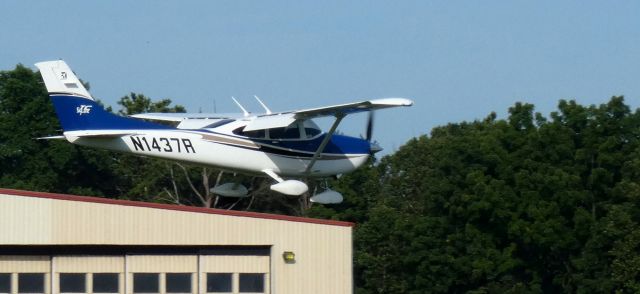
[365,111,374,142]
[365,111,383,154]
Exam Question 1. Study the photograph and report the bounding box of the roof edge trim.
[0,188,355,227]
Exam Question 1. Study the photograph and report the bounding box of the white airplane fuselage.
[66,129,370,177]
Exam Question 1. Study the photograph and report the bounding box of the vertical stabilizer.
[35,60,170,132]
[35,60,93,100]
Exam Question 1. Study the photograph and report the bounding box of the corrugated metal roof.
[0,188,354,227]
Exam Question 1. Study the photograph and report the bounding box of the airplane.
[35,60,412,204]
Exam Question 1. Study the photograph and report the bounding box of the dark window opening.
[166,273,191,293]
[305,127,321,138]
[244,129,266,138]
[93,273,119,293]
[18,273,44,293]
[239,273,264,293]
[268,126,300,139]
[233,126,266,139]
[232,126,245,135]
[207,273,232,293]
[133,273,159,293]
[60,273,85,293]
[0,273,10,293]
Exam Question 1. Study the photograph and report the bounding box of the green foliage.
[316,97,640,293]
[0,65,118,195]
[117,92,186,115]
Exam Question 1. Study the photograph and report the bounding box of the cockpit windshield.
[233,119,321,140]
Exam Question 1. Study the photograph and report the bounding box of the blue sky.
[1,1,639,155]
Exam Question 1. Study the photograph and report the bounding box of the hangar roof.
[0,188,354,227]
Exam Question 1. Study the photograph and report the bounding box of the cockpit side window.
[268,126,300,139]
[302,119,321,138]
[304,127,321,138]
[245,129,267,138]
[233,119,321,140]
[233,126,266,139]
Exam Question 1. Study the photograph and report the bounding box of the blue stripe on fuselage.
[50,94,172,131]
[251,134,370,155]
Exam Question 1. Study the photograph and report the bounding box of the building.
[0,188,353,294]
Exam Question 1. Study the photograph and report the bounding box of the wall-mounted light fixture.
[283,251,295,263]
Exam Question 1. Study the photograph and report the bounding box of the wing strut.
[304,114,345,175]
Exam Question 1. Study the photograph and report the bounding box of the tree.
[117,92,186,115]
[313,97,640,293]
[0,64,119,195]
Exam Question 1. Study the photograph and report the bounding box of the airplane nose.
[369,141,383,154]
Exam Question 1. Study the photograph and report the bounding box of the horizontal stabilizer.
[36,135,65,140]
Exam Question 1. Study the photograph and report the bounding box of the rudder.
[35,60,93,99]
[36,60,171,132]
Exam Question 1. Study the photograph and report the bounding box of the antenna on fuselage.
[254,95,272,114]
[231,96,249,117]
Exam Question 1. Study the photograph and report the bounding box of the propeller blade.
[366,111,374,142]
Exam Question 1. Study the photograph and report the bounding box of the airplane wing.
[130,112,241,122]
[131,98,413,132]
[242,98,413,131]
[130,113,248,129]
[291,98,413,119]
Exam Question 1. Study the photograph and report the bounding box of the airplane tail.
[35,60,169,132]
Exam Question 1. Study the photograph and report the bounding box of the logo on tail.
[76,105,92,115]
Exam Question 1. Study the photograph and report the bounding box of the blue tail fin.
[36,60,171,132]
[49,94,171,131]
